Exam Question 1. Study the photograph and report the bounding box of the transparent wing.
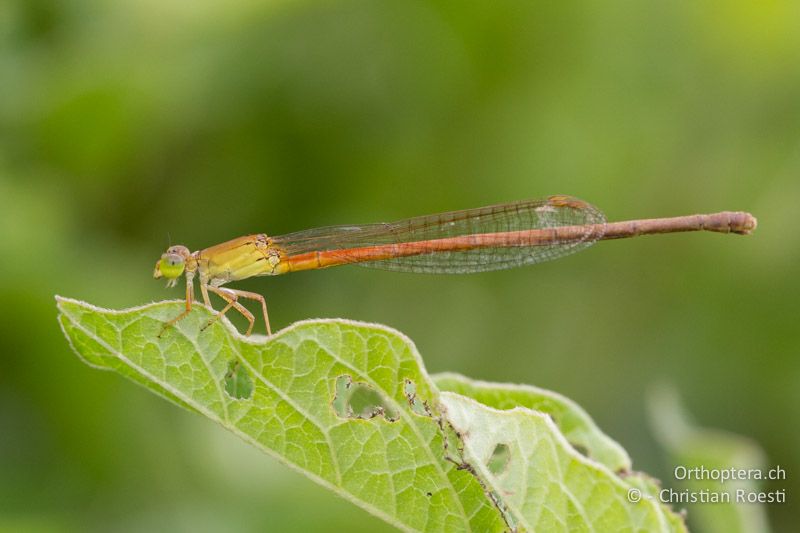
[272,196,607,274]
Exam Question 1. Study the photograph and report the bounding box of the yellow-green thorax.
[197,234,283,285]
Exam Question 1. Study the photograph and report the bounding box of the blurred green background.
[1,0,798,531]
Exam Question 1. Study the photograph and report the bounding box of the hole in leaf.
[332,375,398,421]
[572,443,590,458]
[487,443,511,476]
[223,360,253,400]
[403,379,429,416]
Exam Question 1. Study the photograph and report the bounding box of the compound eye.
[158,253,185,279]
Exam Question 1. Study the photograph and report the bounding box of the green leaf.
[56,297,504,532]
[57,297,686,532]
[441,393,687,532]
[433,372,632,473]
[649,386,772,533]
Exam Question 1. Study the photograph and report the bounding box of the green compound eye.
[159,254,185,279]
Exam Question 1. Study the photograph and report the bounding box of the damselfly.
[153,195,756,336]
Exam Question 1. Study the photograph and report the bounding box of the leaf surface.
[433,372,631,472]
[57,297,685,532]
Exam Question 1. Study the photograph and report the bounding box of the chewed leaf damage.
[332,375,399,421]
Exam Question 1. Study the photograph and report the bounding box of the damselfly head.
[153,245,190,286]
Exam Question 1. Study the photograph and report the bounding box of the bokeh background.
[1,1,798,531]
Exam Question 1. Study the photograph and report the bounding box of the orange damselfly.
[153,195,756,337]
